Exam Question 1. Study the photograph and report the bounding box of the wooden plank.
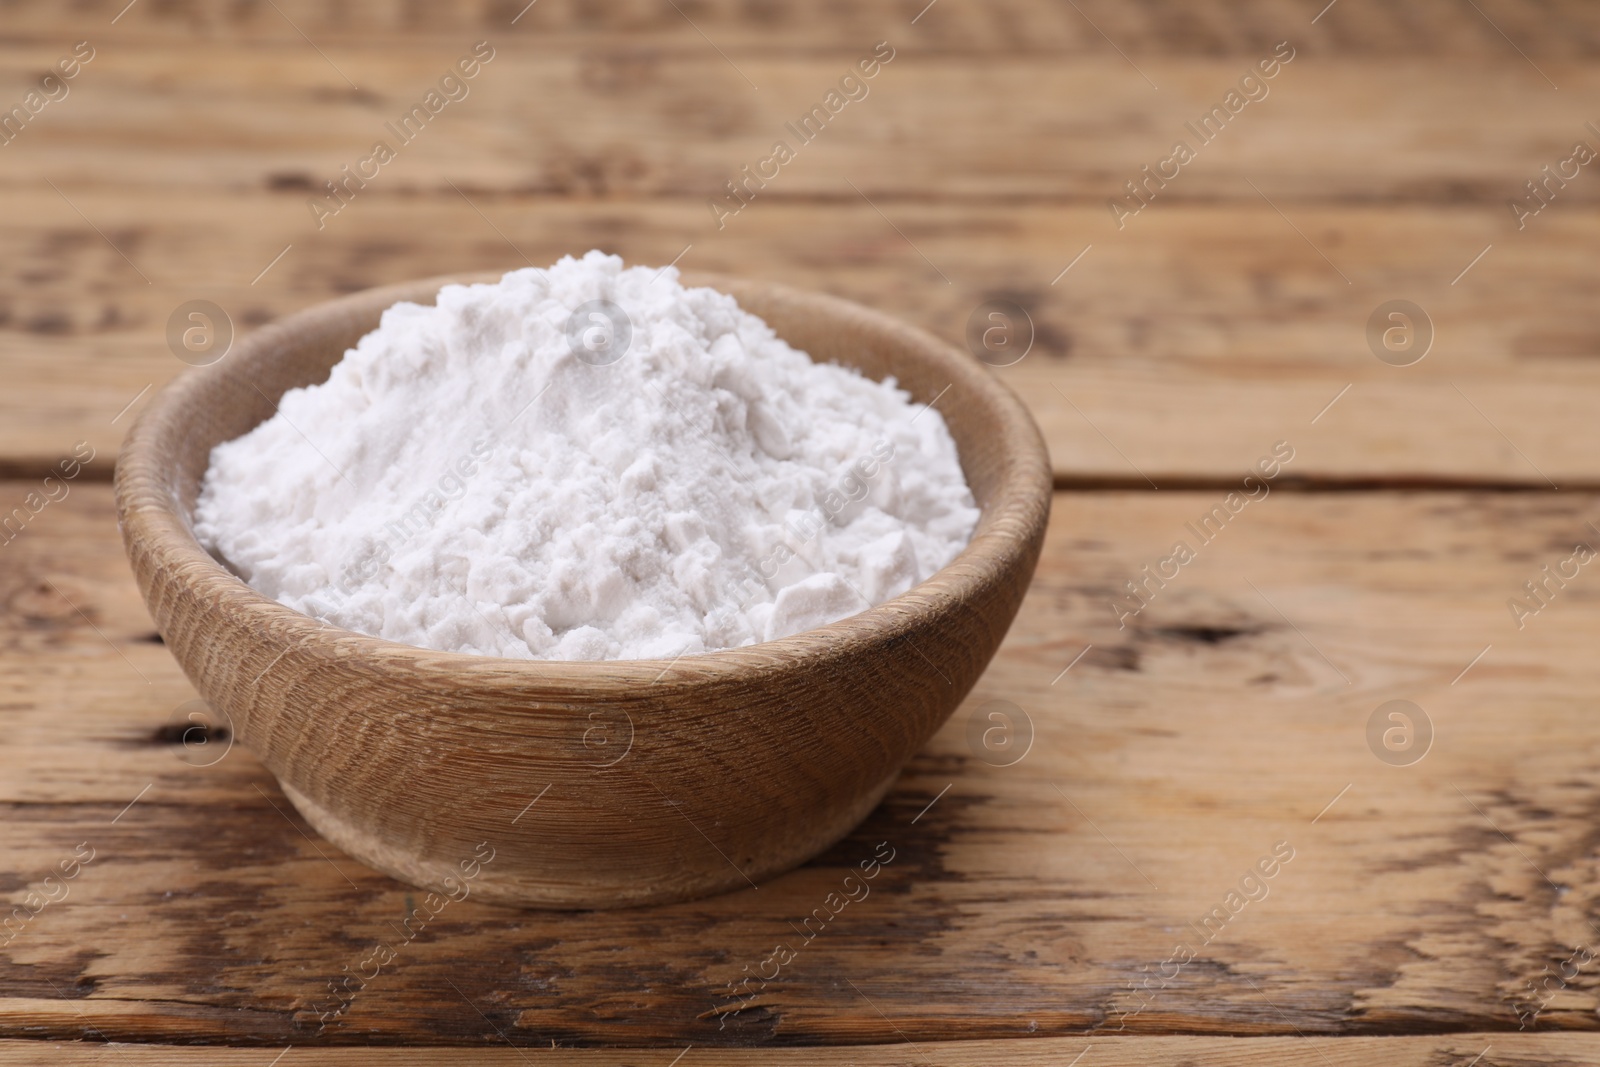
[1,44,1598,201]
[0,0,1594,57]
[0,1034,1595,1065]
[4,0,1596,1055]
[2,189,1598,484]
[6,484,1600,1043]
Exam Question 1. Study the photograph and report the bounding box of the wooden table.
[5,1,1600,1062]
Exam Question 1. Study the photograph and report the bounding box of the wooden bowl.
[114,272,1052,908]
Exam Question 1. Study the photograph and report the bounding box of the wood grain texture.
[3,2,1600,482]
[6,0,1600,1055]
[8,484,1600,1044]
[3,44,1597,202]
[4,190,1600,485]
[2,1034,1598,1065]
[1,0,1596,57]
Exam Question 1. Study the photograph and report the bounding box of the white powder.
[195,252,979,661]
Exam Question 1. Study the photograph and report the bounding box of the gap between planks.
[0,1034,1590,1065]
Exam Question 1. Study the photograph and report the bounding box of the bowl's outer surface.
[114,271,1052,908]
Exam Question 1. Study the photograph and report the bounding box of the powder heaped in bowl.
[193,252,979,660]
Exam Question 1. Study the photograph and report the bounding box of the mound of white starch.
[195,252,979,661]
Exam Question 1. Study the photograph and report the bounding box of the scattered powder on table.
[194,252,980,661]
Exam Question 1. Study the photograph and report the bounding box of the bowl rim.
[115,270,1052,686]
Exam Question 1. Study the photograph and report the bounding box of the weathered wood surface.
[6,191,1600,486]
[7,485,1600,1046]
[2,44,1597,201]
[1,1034,1596,1065]
[7,0,1600,1058]
[4,1,1600,482]
[4,0,1597,55]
